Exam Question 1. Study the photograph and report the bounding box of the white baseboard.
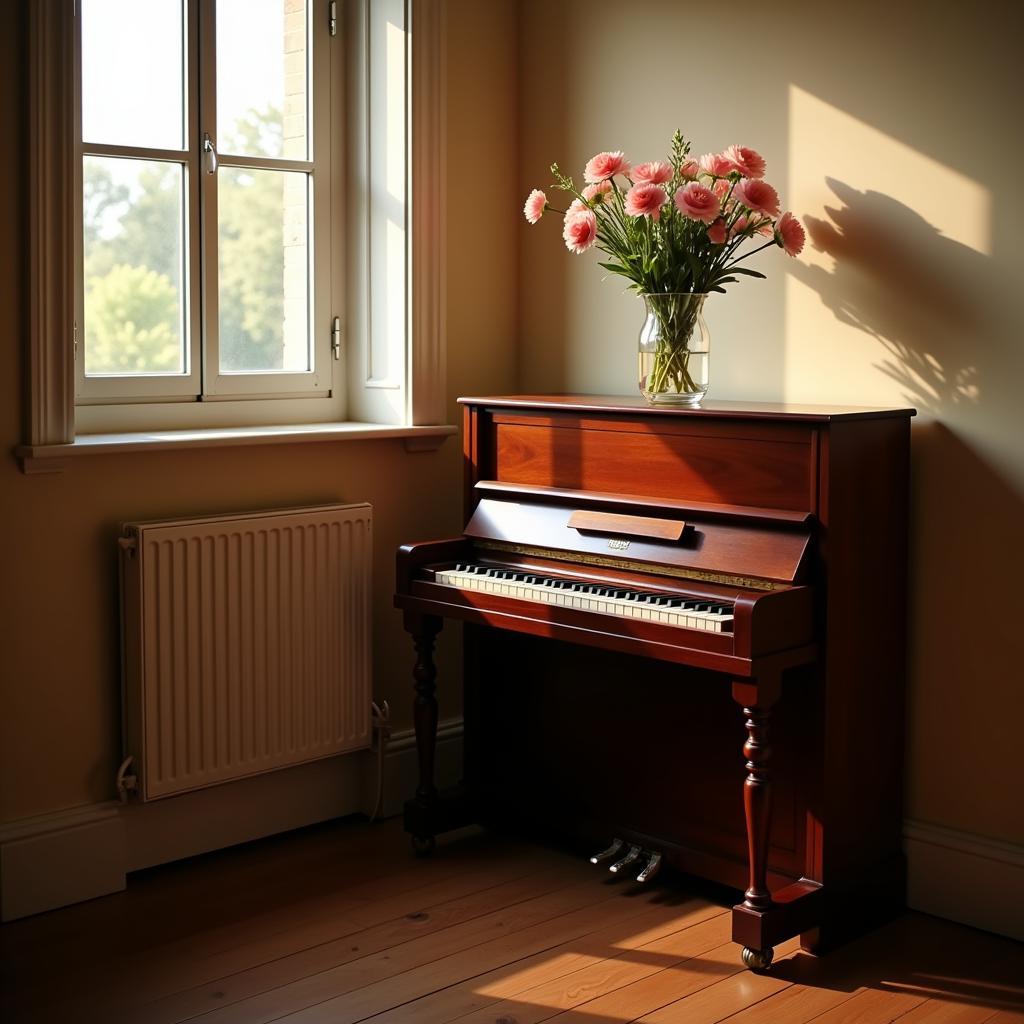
[904,819,1024,941]
[0,803,126,921]
[123,753,369,873]
[0,720,466,923]
[0,752,371,922]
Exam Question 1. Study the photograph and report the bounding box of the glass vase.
[638,292,710,406]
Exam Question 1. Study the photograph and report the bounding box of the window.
[76,0,336,413]
[22,0,445,465]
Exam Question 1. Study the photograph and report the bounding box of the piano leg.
[732,678,779,970]
[740,702,774,914]
[408,612,442,856]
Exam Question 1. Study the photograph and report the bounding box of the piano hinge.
[473,540,783,591]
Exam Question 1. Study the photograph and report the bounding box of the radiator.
[119,504,373,801]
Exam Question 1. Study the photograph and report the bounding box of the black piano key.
[452,566,733,618]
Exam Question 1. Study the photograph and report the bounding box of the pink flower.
[584,150,631,183]
[562,206,598,253]
[734,178,780,217]
[673,182,721,224]
[582,180,613,205]
[731,215,751,238]
[775,211,806,256]
[698,152,737,178]
[712,178,732,201]
[631,161,673,185]
[567,197,587,214]
[679,159,700,180]
[707,217,728,245]
[523,189,547,224]
[724,144,767,179]
[624,182,668,220]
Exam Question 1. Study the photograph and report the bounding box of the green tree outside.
[83,106,289,376]
[84,264,182,374]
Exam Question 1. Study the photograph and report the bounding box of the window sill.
[15,421,458,474]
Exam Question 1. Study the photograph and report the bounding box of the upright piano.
[394,394,913,970]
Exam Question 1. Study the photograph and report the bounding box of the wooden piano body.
[394,394,913,967]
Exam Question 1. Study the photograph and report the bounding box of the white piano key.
[434,565,733,634]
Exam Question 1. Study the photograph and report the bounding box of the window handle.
[203,133,218,175]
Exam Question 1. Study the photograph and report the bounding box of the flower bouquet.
[523,130,805,405]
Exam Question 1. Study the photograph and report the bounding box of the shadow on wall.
[794,178,1000,417]
[790,177,1022,837]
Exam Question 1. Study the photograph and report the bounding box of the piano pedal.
[635,850,662,884]
[608,844,643,875]
[589,838,625,865]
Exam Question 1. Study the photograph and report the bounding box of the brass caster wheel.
[741,945,774,972]
[411,834,436,858]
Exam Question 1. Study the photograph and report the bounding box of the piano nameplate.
[474,540,782,591]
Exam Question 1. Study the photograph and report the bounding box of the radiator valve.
[115,756,138,803]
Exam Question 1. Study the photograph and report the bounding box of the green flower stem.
[649,344,700,395]
[643,296,704,397]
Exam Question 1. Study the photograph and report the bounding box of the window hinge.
[73,321,78,362]
[331,315,342,360]
[329,0,337,36]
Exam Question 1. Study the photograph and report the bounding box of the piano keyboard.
[435,563,734,633]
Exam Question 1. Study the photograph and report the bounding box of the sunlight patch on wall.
[788,85,990,258]
[783,86,991,408]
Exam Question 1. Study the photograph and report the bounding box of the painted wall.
[517,0,1023,844]
[4,0,1019,863]
[0,0,519,824]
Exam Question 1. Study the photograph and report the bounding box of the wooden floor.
[1,818,1021,1024]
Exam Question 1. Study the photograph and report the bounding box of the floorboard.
[0,816,1020,1024]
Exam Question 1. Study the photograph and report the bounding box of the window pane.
[218,168,310,373]
[217,0,309,160]
[81,0,185,150]
[83,157,186,376]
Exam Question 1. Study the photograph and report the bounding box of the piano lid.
[464,496,813,587]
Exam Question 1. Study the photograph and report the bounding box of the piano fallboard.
[396,538,816,678]
[465,493,815,586]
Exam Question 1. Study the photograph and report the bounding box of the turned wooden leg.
[410,617,441,815]
[740,703,774,912]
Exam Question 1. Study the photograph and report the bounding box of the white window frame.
[22,0,447,468]
[75,0,335,408]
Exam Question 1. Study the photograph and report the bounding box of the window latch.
[203,133,218,175]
